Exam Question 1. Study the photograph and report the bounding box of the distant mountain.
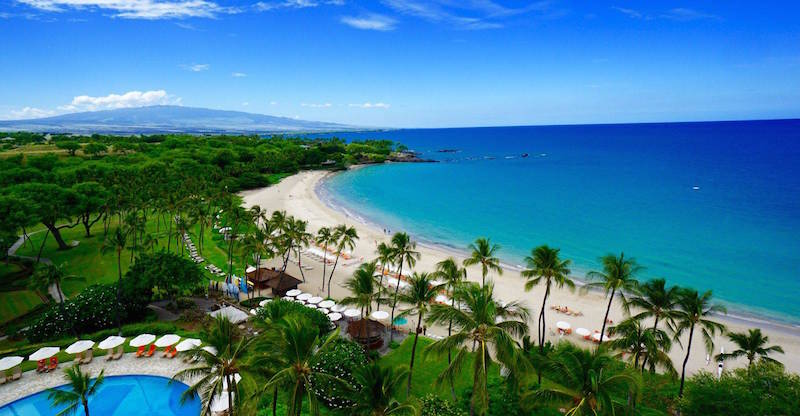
[0,105,357,134]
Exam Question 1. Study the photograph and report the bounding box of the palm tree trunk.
[36,229,51,263]
[679,323,695,397]
[376,265,386,311]
[388,259,404,344]
[272,387,278,416]
[83,398,90,416]
[321,245,327,291]
[600,287,616,343]
[296,247,306,282]
[448,297,456,400]
[407,313,423,396]
[115,250,123,335]
[641,315,660,373]
[326,253,341,299]
[537,284,550,385]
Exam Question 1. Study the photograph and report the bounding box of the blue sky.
[1,0,799,128]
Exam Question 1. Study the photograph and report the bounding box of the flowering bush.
[26,284,149,342]
[310,338,368,410]
[420,395,466,416]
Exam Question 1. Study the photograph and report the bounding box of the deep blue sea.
[313,120,800,324]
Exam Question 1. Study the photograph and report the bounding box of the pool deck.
[0,353,194,406]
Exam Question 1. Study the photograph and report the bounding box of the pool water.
[393,317,408,326]
[0,375,200,416]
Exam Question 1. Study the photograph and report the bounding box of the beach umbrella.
[575,328,591,337]
[330,304,347,313]
[0,356,24,371]
[435,295,450,304]
[155,334,181,348]
[318,308,329,315]
[307,296,323,305]
[29,347,59,361]
[175,338,202,352]
[210,393,232,412]
[286,289,302,297]
[318,300,335,309]
[129,334,156,348]
[258,299,272,307]
[370,310,390,321]
[556,321,571,331]
[203,346,218,356]
[296,293,312,301]
[343,309,361,319]
[245,266,256,274]
[294,298,306,304]
[327,313,342,322]
[98,336,125,350]
[65,340,95,355]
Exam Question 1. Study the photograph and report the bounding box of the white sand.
[240,169,800,375]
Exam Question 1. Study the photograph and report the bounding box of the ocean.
[313,120,800,325]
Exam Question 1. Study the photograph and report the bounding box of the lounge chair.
[11,367,21,381]
[47,356,58,372]
[135,345,147,358]
[113,346,124,360]
[81,349,93,364]
[168,349,178,359]
[36,359,46,373]
[73,354,82,364]
[0,373,6,384]
[145,344,156,357]
[162,345,175,358]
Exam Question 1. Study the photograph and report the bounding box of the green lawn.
[0,290,42,325]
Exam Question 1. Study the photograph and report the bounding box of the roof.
[208,306,249,324]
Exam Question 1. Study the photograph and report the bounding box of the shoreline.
[318,166,800,332]
[240,168,800,374]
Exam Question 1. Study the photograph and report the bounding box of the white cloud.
[660,8,720,21]
[231,72,247,77]
[181,63,210,72]
[612,6,643,19]
[349,102,390,109]
[382,0,530,30]
[269,101,278,105]
[340,13,396,31]
[59,90,181,112]
[241,102,249,106]
[3,107,56,120]
[254,0,332,11]
[301,102,332,108]
[16,0,238,19]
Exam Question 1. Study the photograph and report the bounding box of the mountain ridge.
[0,105,360,134]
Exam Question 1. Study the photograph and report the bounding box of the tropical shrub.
[254,299,332,337]
[123,252,204,302]
[27,284,149,342]
[240,296,269,309]
[310,338,368,410]
[677,362,800,416]
[420,395,466,416]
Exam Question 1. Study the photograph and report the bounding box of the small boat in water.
[521,153,529,158]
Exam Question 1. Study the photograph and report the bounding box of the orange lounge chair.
[144,344,156,357]
[36,359,46,373]
[168,349,178,359]
[162,345,175,358]
[135,345,146,357]
[47,356,58,372]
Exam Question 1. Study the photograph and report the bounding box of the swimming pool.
[0,374,200,416]
[393,317,407,326]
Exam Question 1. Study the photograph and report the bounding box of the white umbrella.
[343,309,361,318]
[330,304,347,313]
[307,296,323,305]
[286,289,302,297]
[370,310,390,321]
[29,347,59,361]
[245,266,256,273]
[318,300,335,309]
[318,308,329,314]
[129,334,156,348]
[210,393,232,412]
[435,295,450,304]
[65,340,95,354]
[175,338,202,352]
[250,309,257,315]
[0,356,24,371]
[592,332,602,342]
[259,299,272,307]
[387,277,408,289]
[203,346,218,356]
[282,296,294,301]
[306,304,318,309]
[296,293,312,301]
[575,328,591,337]
[155,334,181,348]
[556,321,571,331]
[327,312,342,322]
[98,336,125,350]
[294,299,306,304]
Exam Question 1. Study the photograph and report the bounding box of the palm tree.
[29,263,83,337]
[433,257,467,398]
[350,363,416,416]
[524,343,641,416]
[101,227,128,335]
[288,218,312,283]
[48,365,105,416]
[463,237,502,286]
[315,226,334,291]
[241,227,271,298]
[397,272,442,395]
[375,242,394,311]
[584,252,642,343]
[189,198,212,255]
[426,281,529,415]
[715,328,783,368]
[261,316,343,416]
[673,289,726,397]
[628,278,681,371]
[174,316,255,416]
[327,224,359,299]
[521,245,573,365]
[388,232,420,344]
[341,262,382,319]
[607,317,676,376]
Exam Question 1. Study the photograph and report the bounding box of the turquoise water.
[393,317,408,326]
[317,121,800,325]
[0,375,200,416]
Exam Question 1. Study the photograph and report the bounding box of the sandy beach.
[240,169,800,375]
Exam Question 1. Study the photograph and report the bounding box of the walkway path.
[6,231,65,303]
